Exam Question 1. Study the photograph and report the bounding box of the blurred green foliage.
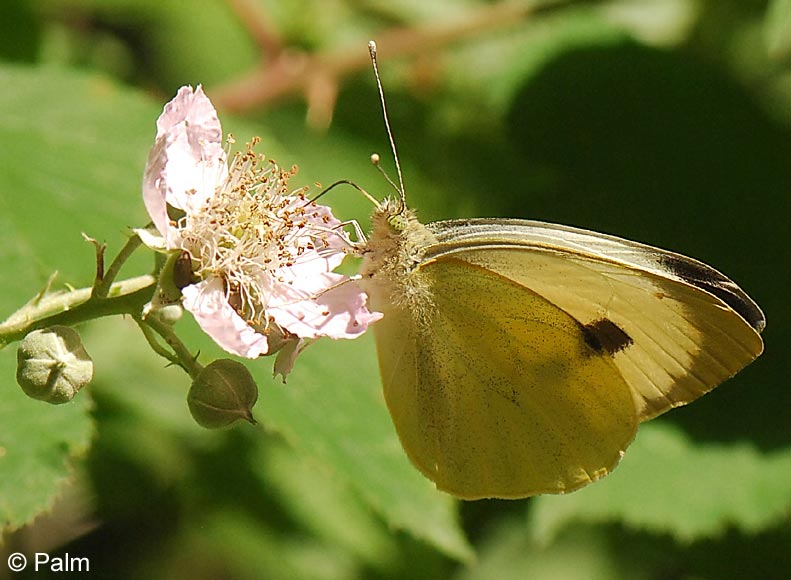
[0,0,789,578]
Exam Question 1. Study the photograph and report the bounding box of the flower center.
[178,140,341,324]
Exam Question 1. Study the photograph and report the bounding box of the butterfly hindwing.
[372,256,638,500]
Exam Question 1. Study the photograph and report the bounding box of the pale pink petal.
[295,203,349,272]
[277,252,337,284]
[156,85,222,140]
[142,85,228,247]
[142,136,172,240]
[269,273,382,340]
[275,209,352,284]
[160,132,227,218]
[182,278,271,358]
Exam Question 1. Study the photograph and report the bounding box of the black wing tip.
[658,254,766,333]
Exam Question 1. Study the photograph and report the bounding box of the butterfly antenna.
[370,153,400,195]
[368,40,406,213]
[310,179,381,208]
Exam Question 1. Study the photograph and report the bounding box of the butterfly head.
[385,203,410,232]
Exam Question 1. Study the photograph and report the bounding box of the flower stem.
[140,314,204,379]
[135,318,183,369]
[0,275,156,348]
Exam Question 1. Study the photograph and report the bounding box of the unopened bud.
[16,326,94,404]
[188,359,259,429]
[149,304,183,325]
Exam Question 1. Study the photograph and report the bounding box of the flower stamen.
[141,85,382,373]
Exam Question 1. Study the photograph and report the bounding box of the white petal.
[133,226,167,251]
[182,278,271,358]
[142,85,228,246]
[156,86,222,140]
[268,274,382,340]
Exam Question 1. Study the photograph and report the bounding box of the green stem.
[142,314,204,379]
[0,275,156,348]
[95,233,144,298]
[135,318,183,368]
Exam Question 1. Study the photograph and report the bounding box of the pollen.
[177,140,337,324]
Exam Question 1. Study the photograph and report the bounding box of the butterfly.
[355,41,765,500]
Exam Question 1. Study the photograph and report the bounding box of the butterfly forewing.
[425,219,764,421]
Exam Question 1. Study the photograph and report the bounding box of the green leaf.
[0,0,40,63]
[530,422,791,543]
[0,64,157,303]
[158,508,359,580]
[0,65,146,533]
[257,442,399,570]
[766,0,791,59]
[0,63,160,528]
[0,354,93,532]
[458,519,645,580]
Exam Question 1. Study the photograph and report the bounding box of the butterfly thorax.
[359,199,438,325]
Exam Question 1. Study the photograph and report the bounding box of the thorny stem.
[1,229,153,347]
[95,232,145,298]
[83,234,106,295]
[2,226,201,380]
[0,275,156,348]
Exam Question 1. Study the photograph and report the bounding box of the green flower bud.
[188,359,259,429]
[150,304,183,325]
[16,326,94,404]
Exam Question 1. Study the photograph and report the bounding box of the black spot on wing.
[583,319,634,356]
[658,254,765,333]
